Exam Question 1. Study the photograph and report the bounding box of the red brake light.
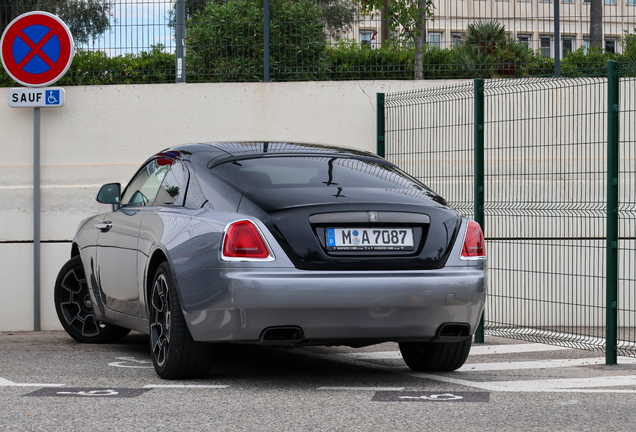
[222,220,270,259]
[461,221,485,258]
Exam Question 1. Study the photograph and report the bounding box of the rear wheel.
[149,262,215,379]
[54,256,130,344]
[399,339,471,372]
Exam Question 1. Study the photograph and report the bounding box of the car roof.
[164,142,384,164]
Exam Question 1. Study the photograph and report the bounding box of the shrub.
[186,0,330,82]
[328,39,413,80]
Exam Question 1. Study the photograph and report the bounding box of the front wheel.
[54,256,131,344]
[149,262,215,379]
[399,339,471,372]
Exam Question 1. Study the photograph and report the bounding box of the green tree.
[169,0,358,40]
[0,0,112,46]
[187,0,330,81]
[353,0,434,79]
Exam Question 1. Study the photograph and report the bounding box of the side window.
[121,159,171,207]
[154,160,189,206]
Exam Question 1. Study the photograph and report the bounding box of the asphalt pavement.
[1,331,635,431]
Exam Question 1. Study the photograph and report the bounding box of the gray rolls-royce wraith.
[54,142,486,379]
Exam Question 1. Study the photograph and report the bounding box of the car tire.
[149,262,215,379]
[54,256,131,344]
[399,339,472,372]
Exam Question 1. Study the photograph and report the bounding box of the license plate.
[326,228,415,251]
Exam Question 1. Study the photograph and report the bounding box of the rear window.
[211,156,427,191]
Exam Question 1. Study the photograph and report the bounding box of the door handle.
[96,222,112,231]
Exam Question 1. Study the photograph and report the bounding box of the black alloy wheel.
[54,256,130,344]
[149,262,215,379]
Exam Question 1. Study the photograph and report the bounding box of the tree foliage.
[353,0,435,79]
[169,0,358,40]
[186,0,330,81]
[0,0,112,46]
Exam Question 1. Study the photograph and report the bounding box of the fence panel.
[483,78,609,351]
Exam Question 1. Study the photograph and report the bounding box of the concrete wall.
[0,79,467,331]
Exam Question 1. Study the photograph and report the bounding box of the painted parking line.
[458,356,636,372]
[317,386,405,391]
[143,384,229,389]
[0,377,64,387]
[407,372,636,393]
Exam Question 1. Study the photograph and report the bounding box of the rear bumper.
[176,266,486,343]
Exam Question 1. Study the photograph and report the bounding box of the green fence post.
[377,93,385,157]
[474,78,486,344]
[606,61,620,365]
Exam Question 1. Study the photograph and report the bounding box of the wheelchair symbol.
[45,90,60,105]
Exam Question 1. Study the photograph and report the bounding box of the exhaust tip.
[258,326,304,345]
[436,323,471,339]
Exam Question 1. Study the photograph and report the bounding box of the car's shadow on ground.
[109,332,405,384]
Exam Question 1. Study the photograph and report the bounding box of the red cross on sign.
[1,12,74,87]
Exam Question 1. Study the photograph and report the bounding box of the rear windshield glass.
[211,156,427,191]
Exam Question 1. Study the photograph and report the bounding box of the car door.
[96,158,172,317]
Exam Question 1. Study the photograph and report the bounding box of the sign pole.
[2,12,74,332]
[34,107,41,331]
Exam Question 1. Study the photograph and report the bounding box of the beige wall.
[0,79,468,331]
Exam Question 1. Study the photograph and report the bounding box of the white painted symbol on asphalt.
[57,389,119,396]
[399,393,464,401]
[108,357,153,368]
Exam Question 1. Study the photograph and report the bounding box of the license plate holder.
[326,227,415,251]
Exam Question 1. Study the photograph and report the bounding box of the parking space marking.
[25,388,151,398]
[0,377,64,387]
[108,357,153,368]
[458,356,636,372]
[317,386,405,391]
[143,384,229,389]
[372,391,490,402]
[408,372,636,393]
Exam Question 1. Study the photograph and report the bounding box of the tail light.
[461,220,485,259]
[222,220,273,261]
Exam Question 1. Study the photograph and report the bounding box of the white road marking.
[0,377,64,387]
[458,356,636,371]
[318,386,405,391]
[408,372,636,393]
[143,384,229,389]
[108,357,154,368]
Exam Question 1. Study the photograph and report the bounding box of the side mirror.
[96,183,121,211]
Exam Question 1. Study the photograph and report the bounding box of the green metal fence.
[380,61,636,361]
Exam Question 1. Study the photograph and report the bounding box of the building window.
[540,36,552,57]
[605,0,616,4]
[360,30,377,48]
[583,0,590,3]
[628,0,636,5]
[583,38,590,54]
[518,35,530,46]
[451,33,463,48]
[428,32,442,49]
[562,0,572,3]
[605,39,616,53]
[562,38,574,56]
